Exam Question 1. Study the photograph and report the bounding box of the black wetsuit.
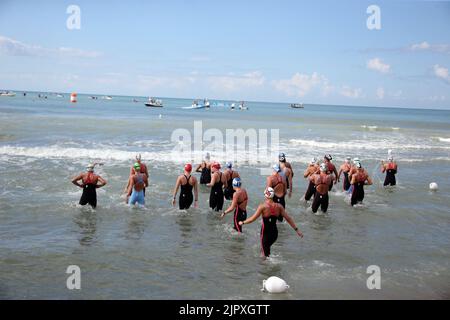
[79,175,97,208]
[311,175,330,213]
[209,172,224,211]
[383,165,397,186]
[351,173,367,206]
[304,181,316,201]
[179,175,194,210]
[223,170,236,200]
[233,192,248,233]
[271,174,286,221]
[343,172,351,191]
[326,163,336,191]
[200,166,211,184]
[261,204,279,257]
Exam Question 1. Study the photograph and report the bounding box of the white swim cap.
[345,156,351,162]
[388,156,394,162]
[264,187,275,199]
[273,164,281,172]
[135,153,141,161]
[353,157,360,164]
[320,163,328,172]
[86,164,95,172]
[310,157,317,165]
[356,162,362,169]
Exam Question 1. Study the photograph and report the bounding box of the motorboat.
[0,91,16,97]
[145,97,163,107]
[290,103,304,108]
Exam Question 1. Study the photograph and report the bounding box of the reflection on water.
[73,208,98,246]
[124,212,147,241]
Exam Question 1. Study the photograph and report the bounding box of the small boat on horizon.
[102,95,113,100]
[145,97,163,107]
[184,99,209,110]
[238,101,248,110]
[0,91,16,97]
[290,103,304,108]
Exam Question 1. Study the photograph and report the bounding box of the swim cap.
[320,163,328,172]
[212,162,221,170]
[264,187,275,199]
[232,177,241,188]
[356,162,362,169]
[184,163,192,172]
[279,152,286,162]
[273,164,281,172]
[353,157,360,164]
[86,164,95,172]
[133,162,141,171]
[310,157,317,165]
[388,156,394,162]
[226,162,232,169]
[324,154,332,161]
[135,153,141,161]
[345,156,351,162]
[205,152,211,160]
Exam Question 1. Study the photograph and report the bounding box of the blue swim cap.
[273,164,281,172]
[226,161,232,169]
[232,177,241,187]
[278,152,286,162]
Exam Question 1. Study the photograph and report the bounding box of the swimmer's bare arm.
[71,174,84,188]
[126,176,134,203]
[207,173,217,187]
[381,162,386,173]
[172,176,181,206]
[338,167,343,180]
[239,205,263,226]
[266,176,272,188]
[280,207,303,238]
[195,163,202,173]
[303,168,310,178]
[96,176,107,188]
[288,170,293,197]
[365,176,373,185]
[222,192,238,218]
[333,167,339,183]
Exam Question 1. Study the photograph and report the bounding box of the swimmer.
[223,162,240,200]
[309,163,333,213]
[279,153,294,195]
[350,162,373,206]
[195,153,212,185]
[221,177,248,233]
[172,164,199,210]
[71,163,107,209]
[338,157,352,191]
[323,154,339,191]
[303,157,319,201]
[279,154,293,199]
[239,187,303,258]
[207,162,227,212]
[126,163,149,205]
[266,164,287,221]
[381,156,398,186]
[124,154,149,195]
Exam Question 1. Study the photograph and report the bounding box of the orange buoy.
[70,92,77,103]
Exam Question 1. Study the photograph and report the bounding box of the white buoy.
[262,276,289,293]
[429,182,439,191]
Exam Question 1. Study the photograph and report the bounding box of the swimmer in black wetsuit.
[71,163,107,209]
[309,163,333,213]
[239,187,303,259]
[338,157,352,191]
[207,162,227,212]
[172,164,199,210]
[279,153,294,198]
[223,162,240,200]
[303,157,319,201]
[266,164,287,221]
[195,153,211,185]
[221,177,248,232]
[323,154,339,191]
[381,156,398,186]
[350,162,373,206]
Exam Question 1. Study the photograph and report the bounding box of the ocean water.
[0,93,449,299]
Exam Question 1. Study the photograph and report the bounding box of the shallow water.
[0,94,449,299]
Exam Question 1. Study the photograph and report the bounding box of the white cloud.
[208,71,265,92]
[0,35,102,58]
[409,42,450,54]
[367,58,391,74]
[376,87,385,99]
[340,86,362,99]
[433,64,450,82]
[272,72,329,97]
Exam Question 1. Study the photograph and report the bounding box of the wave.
[360,125,401,131]
[433,137,450,143]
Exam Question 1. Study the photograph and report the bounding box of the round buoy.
[262,276,289,293]
[429,182,439,191]
[70,92,77,103]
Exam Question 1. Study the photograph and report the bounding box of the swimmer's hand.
[238,221,244,226]
[194,200,198,208]
[296,229,304,238]
[220,212,225,219]
[288,190,292,198]
[172,198,176,206]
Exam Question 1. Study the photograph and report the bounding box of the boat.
[290,103,304,108]
[238,101,248,110]
[183,99,209,109]
[0,91,16,97]
[102,95,113,100]
[145,97,163,107]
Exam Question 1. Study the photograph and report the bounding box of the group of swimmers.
[71,152,398,258]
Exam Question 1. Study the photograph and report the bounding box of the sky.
[0,0,449,109]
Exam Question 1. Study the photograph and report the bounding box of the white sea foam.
[435,137,450,143]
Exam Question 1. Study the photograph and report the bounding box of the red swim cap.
[184,163,192,172]
[212,162,221,170]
